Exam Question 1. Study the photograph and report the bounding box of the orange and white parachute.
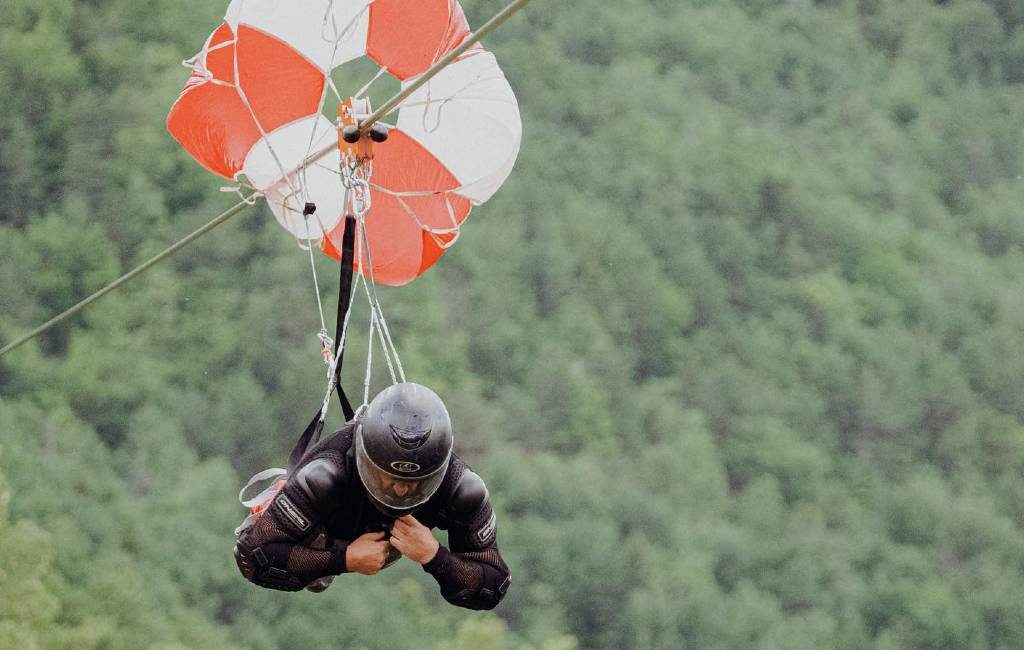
[167,0,522,285]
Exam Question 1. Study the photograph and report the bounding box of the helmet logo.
[391,461,422,474]
[390,424,432,450]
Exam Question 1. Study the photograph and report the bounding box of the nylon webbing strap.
[287,216,357,472]
[239,468,287,509]
[333,215,357,422]
[288,412,326,472]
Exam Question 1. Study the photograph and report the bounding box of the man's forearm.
[235,536,348,591]
[422,544,511,610]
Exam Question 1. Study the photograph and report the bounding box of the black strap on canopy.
[287,214,357,472]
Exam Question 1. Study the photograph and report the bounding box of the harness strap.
[239,467,288,510]
[333,215,357,422]
[287,215,357,473]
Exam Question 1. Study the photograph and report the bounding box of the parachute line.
[305,215,330,337]
[1,0,531,359]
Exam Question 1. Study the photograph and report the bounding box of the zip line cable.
[0,197,257,357]
[0,0,532,359]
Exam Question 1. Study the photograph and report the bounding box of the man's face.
[378,476,421,498]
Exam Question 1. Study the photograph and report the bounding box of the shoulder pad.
[448,469,489,523]
[293,457,345,505]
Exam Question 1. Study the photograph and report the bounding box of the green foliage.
[3,0,1024,647]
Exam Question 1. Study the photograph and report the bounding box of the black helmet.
[355,383,453,517]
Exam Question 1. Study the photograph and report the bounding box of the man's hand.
[390,515,440,565]
[346,531,391,575]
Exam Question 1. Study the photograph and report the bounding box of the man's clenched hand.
[390,515,440,565]
[346,531,391,575]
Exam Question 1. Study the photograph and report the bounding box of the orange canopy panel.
[167,0,521,286]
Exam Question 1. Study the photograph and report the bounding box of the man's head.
[355,382,453,517]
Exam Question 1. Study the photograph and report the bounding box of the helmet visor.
[355,430,449,511]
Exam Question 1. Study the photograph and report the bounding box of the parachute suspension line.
[339,159,405,407]
[389,190,463,251]
[336,114,404,388]
[317,214,360,428]
[359,224,398,387]
[303,210,332,357]
[302,0,381,409]
[318,276,357,424]
[355,221,397,408]
[298,81,334,204]
[181,39,236,86]
[357,216,405,384]
[0,196,259,358]
[363,278,376,406]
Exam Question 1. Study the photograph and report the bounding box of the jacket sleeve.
[421,470,511,610]
[234,454,350,591]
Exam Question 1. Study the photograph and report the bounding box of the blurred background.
[1,0,1024,647]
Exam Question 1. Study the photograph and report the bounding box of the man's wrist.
[419,539,441,565]
[422,543,449,573]
[333,541,350,574]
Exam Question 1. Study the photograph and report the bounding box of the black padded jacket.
[234,422,510,610]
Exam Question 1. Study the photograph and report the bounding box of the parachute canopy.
[168,0,522,285]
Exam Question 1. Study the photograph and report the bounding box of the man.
[234,383,511,611]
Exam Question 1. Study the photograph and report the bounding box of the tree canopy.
[2,0,1024,647]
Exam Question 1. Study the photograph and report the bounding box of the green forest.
[2,0,1024,647]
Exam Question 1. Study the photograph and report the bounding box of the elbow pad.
[472,563,512,610]
[443,563,511,611]
[233,540,306,592]
[428,546,512,611]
